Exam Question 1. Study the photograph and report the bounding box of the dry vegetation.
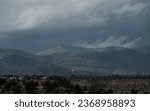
[0,75,150,94]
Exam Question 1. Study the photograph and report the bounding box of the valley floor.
[0,75,150,94]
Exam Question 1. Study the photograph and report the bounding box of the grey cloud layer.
[0,0,149,33]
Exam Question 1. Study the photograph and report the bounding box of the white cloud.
[75,36,144,48]
[122,36,144,47]
[16,7,49,30]
[112,3,146,15]
[0,0,149,33]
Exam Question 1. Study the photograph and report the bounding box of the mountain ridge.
[0,45,150,75]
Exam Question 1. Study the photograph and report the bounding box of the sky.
[0,0,150,52]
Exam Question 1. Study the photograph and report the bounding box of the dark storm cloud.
[0,0,150,52]
[0,0,149,32]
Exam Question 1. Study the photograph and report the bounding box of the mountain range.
[0,45,150,75]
